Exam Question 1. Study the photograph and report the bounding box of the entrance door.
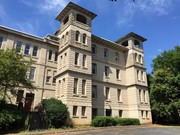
[25,93,34,112]
[106,109,112,116]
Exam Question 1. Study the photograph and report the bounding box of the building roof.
[92,35,128,52]
[56,2,97,21]
[0,25,59,47]
[115,32,147,43]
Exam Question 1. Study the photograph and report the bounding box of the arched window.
[92,44,97,54]
[65,32,68,43]
[135,53,137,62]
[76,14,87,24]
[138,55,141,63]
[83,33,86,44]
[75,31,80,42]
[134,40,140,48]
[115,52,119,61]
[63,16,69,25]
[104,48,109,58]
[62,35,64,44]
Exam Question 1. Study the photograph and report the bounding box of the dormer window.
[76,14,87,24]
[122,40,128,47]
[75,31,80,42]
[134,40,140,48]
[63,16,69,25]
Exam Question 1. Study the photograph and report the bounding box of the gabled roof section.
[92,35,128,52]
[115,32,147,43]
[56,2,97,21]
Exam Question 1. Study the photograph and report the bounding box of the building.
[0,2,152,124]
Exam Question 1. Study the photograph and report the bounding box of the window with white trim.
[16,41,22,53]
[29,67,36,80]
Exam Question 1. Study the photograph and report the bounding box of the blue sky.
[0,0,180,73]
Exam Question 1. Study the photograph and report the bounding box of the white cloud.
[116,0,173,27]
[157,48,163,52]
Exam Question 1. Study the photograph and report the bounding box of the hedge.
[116,118,140,126]
[91,116,117,127]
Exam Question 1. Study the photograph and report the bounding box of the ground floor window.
[92,108,97,119]
[106,109,111,116]
[119,110,123,117]
[73,106,78,117]
[81,106,86,117]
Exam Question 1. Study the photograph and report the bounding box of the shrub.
[41,98,70,128]
[116,118,140,126]
[91,116,117,127]
[0,101,25,131]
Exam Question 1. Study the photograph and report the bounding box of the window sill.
[106,100,111,102]
[82,66,88,69]
[32,56,38,59]
[48,60,53,63]
[118,101,123,103]
[72,116,79,118]
[81,116,87,118]
[75,65,80,68]
[92,98,98,100]
[45,82,51,85]
[75,41,81,44]
[92,73,97,76]
[52,83,56,86]
[116,79,121,81]
[81,95,87,98]
[73,94,79,97]
[105,76,110,79]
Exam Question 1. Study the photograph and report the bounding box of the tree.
[0,49,35,102]
[150,46,180,124]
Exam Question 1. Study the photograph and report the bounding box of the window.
[62,35,64,44]
[32,46,38,56]
[92,44,96,54]
[24,44,30,55]
[75,52,79,65]
[119,110,123,117]
[92,63,97,74]
[53,71,56,83]
[117,89,121,101]
[58,80,61,95]
[92,108,97,119]
[60,55,63,67]
[135,53,138,62]
[105,87,110,100]
[81,106,86,116]
[82,80,86,95]
[82,33,86,44]
[55,52,58,62]
[16,41,22,53]
[106,109,111,116]
[63,16,69,24]
[116,69,120,80]
[141,71,144,81]
[65,32,68,43]
[76,14,87,24]
[92,85,97,98]
[134,40,140,48]
[29,67,35,80]
[105,66,109,77]
[46,70,51,83]
[146,111,149,119]
[104,48,109,58]
[75,31,80,42]
[143,90,146,102]
[0,36,3,49]
[74,78,78,94]
[73,106,78,116]
[82,54,86,67]
[141,111,144,118]
[62,78,65,94]
[139,89,142,102]
[137,70,140,80]
[64,53,67,65]
[48,50,53,60]
[115,52,119,61]
[139,55,141,63]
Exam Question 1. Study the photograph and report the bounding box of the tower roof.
[115,32,147,43]
[56,2,97,21]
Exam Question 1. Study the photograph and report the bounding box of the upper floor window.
[115,52,119,61]
[139,55,141,63]
[117,89,122,102]
[16,41,22,53]
[82,54,86,67]
[74,78,78,94]
[0,36,3,49]
[82,80,86,95]
[65,32,68,43]
[24,44,30,55]
[105,66,109,77]
[92,44,96,54]
[82,33,87,44]
[135,53,138,62]
[76,14,87,24]
[105,87,110,100]
[46,70,51,83]
[53,71,57,84]
[29,67,36,80]
[92,85,97,98]
[55,52,58,62]
[48,50,53,60]
[62,35,64,44]
[75,31,80,42]
[104,48,109,58]
[134,40,140,48]
[63,16,69,25]
[116,69,120,80]
[32,46,38,57]
[75,52,79,65]
[92,63,97,74]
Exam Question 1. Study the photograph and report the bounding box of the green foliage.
[91,116,117,127]
[0,101,25,131]
[116,118,140,126]
[150,46,180,124]
[41,98,70,128]
[0,49,35,102]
